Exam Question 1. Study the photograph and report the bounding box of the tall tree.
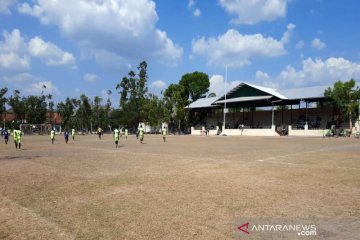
[92,96,109,129]
[93,96,102,121]
[7,90,26,123]
[163,83,188,133]
[77,94,92,130]
[47,94,54,125]
[137,61,148,100]
[324,79,360,133]
[0,87,8,116]
[24,95,47,124]
[57,98,76,129]
[144,94,166,128]
[115,61,149,128]
[106,90,112,109]
[179,71,210,102]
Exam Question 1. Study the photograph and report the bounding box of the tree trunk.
[349,112,352,134]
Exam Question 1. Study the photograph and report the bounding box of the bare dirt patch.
[0,134,359,239]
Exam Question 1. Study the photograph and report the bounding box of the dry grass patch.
[0,134,359,239]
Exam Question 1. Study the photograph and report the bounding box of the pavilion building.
[186,82,359,136]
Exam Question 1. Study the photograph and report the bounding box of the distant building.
[0,110,62,125]
[186,82,359,136]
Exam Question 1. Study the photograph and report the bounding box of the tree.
[179,71,210,102]
[47,94,55,125]
[7,90,26,123]
[24,95,47,124]
[92,96,102,127]
[143,94,166,128]
[324,79,360,133]
[23,90,53,124]
[0,87,8,115]
[163,83,188,133]
[115,61,149,128]
[77,94,92,130]
[57,98,76,129]
[106,90,112,109]
[91,96,111,130]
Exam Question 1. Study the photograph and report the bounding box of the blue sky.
[1,0,360,105]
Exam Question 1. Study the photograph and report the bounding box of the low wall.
[191,128,203,136]
[288,125,324,137]
[208,129,218,135]
[191,126,278,136]
[222,128,277,136]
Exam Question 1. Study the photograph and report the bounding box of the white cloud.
[0,29,26,53]
[255,70,270,80]
[219,0,289,25]
[0,0,17,14]
[255,57,360,88]
[208,74,241,97]
[28,36,76,66]
[0,53,30,71]
[192,27,289,67]
[19,0,183,67]
[0,29,30,71]
[193,8,201,17]
[93,49,132,73]
[188,0,195,8]
[1,73,39,83]
[296,40,304,49]
[26,81,60,95]
[84,73,100,82]
[311,38,326,50]
[0,73,60,96]
[0,29,75,71]
[151,80,167,89]
[280,23,295,44]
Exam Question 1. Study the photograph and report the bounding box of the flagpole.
[223,64,227,132]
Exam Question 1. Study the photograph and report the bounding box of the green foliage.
[92,95,111,129]
[1,65,213,133]
[57,98,76,129]
[115,61,149,128]
[78,94,92,129]
[163,83,188,132]
[143,94,167,127]
[0,87,8,114]
[179,71,210,102]
[7,89,52,125]
[324,79,360,131]
[7,90,26,122]
[24,95,48,124]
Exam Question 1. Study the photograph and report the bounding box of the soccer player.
[71,128,75,141]
[4,129,9,144]
[97,127,102,140]
[13,128,22,149]
[120,128,123,138]
[125,128,128,140]
[64,129,69,144]
[50,128,55,144]
[113,128,120,148]
[139,125,144,144]
[162,126,167,142]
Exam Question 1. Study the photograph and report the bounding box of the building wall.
[191,106,355,136]
[1,111,62,125]
[195,106,337,130]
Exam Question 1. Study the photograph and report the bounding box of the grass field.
[0,134,359,239]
